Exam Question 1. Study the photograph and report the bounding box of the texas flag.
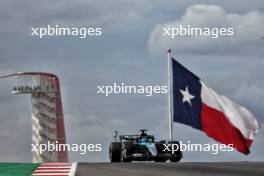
[171,57,260,154]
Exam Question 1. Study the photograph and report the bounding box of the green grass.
[0,163,39,176]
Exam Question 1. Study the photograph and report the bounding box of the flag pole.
[167,49,173,141]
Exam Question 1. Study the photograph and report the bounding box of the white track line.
[69,162,78,176]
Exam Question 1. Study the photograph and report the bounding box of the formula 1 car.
[109,129,182,162]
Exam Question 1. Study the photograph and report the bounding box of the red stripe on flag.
[201,103,252,154]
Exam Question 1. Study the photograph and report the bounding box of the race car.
[109,129,182,162]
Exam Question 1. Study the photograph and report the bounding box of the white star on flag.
[180,86,195,106]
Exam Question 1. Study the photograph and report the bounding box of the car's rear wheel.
[109,142,122,162]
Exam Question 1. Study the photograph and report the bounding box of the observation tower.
[1,72,68,162]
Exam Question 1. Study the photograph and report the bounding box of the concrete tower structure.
[1,72,68,162]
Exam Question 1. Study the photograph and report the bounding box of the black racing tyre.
[169,141,182,162]
[121,142,133,162]
[170,154,182,162]
[109,142,122,162]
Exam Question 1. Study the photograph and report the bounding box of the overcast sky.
[0,0,264,162]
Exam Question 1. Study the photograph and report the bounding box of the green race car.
[109,130,182,162]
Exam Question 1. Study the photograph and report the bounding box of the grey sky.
[0,0,263,162]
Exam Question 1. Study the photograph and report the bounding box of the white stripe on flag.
[200,81,260,140]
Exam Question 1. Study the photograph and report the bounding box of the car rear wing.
[119,135,139,140]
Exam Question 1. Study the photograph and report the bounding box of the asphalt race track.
[75,162,264,176]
